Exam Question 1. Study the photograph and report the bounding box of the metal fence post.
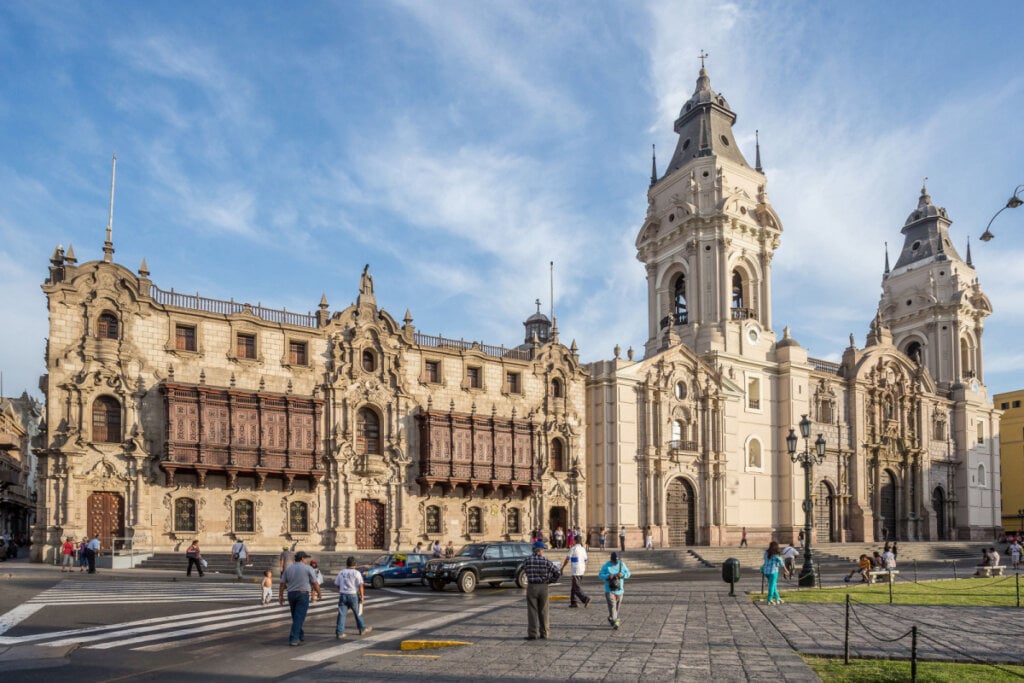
[913,559,918,583]
[911,625,918,682]
[889,572,894,604]
[844,594,851,665]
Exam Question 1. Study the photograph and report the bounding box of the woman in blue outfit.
[598,551,631,629]
[762,541,786,605]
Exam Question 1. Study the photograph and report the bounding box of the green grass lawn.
[749,576,1023,606]
[804,655,1024,682]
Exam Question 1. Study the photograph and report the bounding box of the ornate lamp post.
[979,184,1023,242]
[1017,508,1024,535]
[787,414,827,587]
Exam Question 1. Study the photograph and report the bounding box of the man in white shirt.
[231,538,249,580]
[560,541,591,608]
[880,548,896,570]
[781,545,800,580]
[334,556,371,639]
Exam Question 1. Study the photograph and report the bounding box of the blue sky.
[2,1,1023,401]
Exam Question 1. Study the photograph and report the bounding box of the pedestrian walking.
[334,556,372,639]
[599,528,607,550]
[619,525,626,552]
[432,540,442,558]
[522,541,560,640]
[644,527,653,550]
[598,551,631,629]
[554,527,564,549]
[740,527,748,547]
[261,570,274,605]
[797,529,804,548]
[279,551,322,646]
[560,539,591,608]
[311,560,324,602]
[1010,538,1022,569]
[60,536,75,573]
[86,535,101,574]
[279,545,295,576]
[231,538,249,580]
[185,540,205,577]
[761,541,785,605]
[781,544,799,580]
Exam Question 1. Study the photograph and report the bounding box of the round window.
[668,213,675,222]
[682,139,691,151]
[720,135,730,146]
[911,241,921,251]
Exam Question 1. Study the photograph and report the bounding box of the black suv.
[424,541,532,593]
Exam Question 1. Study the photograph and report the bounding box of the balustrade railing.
[150,284,317,328]
[414,333,532,361]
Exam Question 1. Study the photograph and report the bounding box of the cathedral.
[31,65,1000,560]
[586,65,1001,548]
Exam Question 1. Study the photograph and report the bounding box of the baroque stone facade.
[586,66,1001,548]
[33,243,586,560]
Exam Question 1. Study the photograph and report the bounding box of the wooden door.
[355,499,386,549]
[87,492,125,550]
[814,481,834,543]
[666,478,695,547]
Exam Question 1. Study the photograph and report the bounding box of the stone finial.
[199,369,206,385]
[614,344,621,359]
[50,244,65,265]
[627,346,635,360]
[167,364,175,379]
[230,373,236,388]
[64,244,77,264]
[403,309,413,326]
[259,376,266,391]
[319,293,329,310]
[138,258,149,278]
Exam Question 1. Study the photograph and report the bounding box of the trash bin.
[722,557,740,596]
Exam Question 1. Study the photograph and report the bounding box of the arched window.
[362,349,376,373]
[731,270,744,310]
[673,274,688,324]
[748,438,762,469]
[671,420,683,443]
[468,506,482,534]
[357,408,380,454]
[977,464,986,488]
[426,505,441,534]
[551,439,565,471]
[234,499,255,533]
[174,498,196,532]
[289,501,309,533]
[507,508,521,534]
[551,378,563,398]
[674,381,687,400]
[97,311,119,339]
[905,341,922,365]
[92,396,122,443]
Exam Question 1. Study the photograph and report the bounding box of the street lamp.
[979,184,1023,242]
[1017,509,1024,535]
[787,414,827,587]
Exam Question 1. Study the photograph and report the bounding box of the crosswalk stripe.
[293,598,514,663]
[132,597,425,652]
[27,581,258,605]
[86,597,408,651]
[0,604,46,637]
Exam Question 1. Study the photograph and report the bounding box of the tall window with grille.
[234,500,255,533]
[97,312,119,339]
[426,505,441,534]
[237,333,256,359]
[507,508,521,534]
[174,498,197,532]
[358,408,380,454]
[425,360,440,383]
[362,349,376,372]
[176,324,197,351]
[468,506,482,534]
[288,340,307,365]
[506,372,520,394]
[467,366,481,389]
[551,439,565,471]
[289,502,309,533]
[92,396,122,443]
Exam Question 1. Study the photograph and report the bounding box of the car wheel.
[371,574,385,589]
[515,571,528,589]
[488,581,502,589]
[457,570,477,593]
[429,579,445,591]
[420,577,427,586]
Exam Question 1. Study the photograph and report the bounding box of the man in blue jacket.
[598,551,631,629]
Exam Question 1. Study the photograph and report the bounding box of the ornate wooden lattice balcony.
[160,382,324,489]
[416,409,540,495]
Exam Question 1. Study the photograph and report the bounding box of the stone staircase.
[690,541,986,569]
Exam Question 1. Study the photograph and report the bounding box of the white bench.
[974,565,1005,577]
[867,569,899,584]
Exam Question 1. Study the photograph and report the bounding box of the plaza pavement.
[2,556,1023,681]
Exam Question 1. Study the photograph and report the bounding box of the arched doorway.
[814,481,834,543]
[87,492,125,550]
[549,506,568,547]
[931,487,946,540]
[355,499,386,549]
[666,478,696,546]
[880,470,898,541]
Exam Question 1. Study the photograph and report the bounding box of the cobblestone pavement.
[288,580,820,682]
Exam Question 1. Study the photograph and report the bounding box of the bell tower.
[878,183,992,387]
[636,59,783,357]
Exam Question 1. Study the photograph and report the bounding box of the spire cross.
[698,50,709,68]
[922,176,928,191]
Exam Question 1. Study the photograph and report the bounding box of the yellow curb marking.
[365,653,441,659]
[400,640,472,651]
[549,595,570,601]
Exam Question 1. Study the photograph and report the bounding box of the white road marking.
[0,604,47,636]
[293,598,514,663]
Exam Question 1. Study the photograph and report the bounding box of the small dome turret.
[523,299,551,345]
